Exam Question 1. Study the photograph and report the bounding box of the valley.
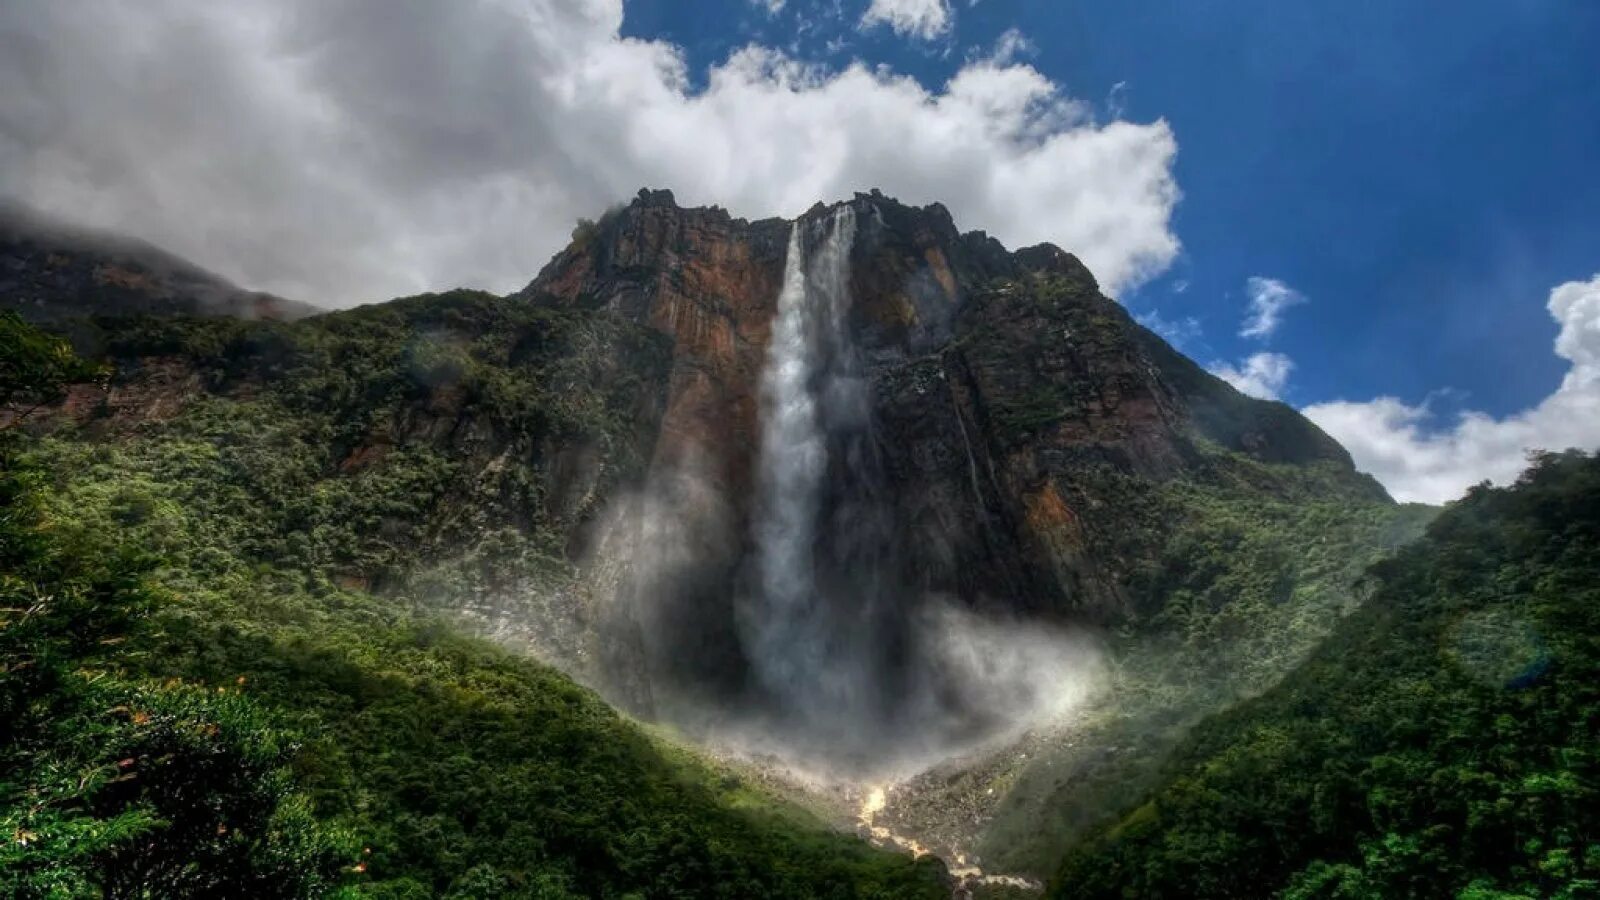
[2,189,1592,898]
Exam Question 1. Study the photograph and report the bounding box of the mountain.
[517,189,1386,722]
[507,190,1424,874]
[524,190,1375,622]
[0,199,315,323]
[1053,450,1600,898]
[2,190,1447,894]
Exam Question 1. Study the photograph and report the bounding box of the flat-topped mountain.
[512,190,1385,741]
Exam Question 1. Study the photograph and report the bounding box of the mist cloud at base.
[554,210,1111,783]
[643,592,1109,783]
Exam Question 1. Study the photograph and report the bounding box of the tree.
[0,312,106,427]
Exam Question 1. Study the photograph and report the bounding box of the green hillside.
[1052,450,1600,899]
[0,311,946,898]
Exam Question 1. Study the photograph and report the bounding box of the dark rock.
[513,188,1384,640]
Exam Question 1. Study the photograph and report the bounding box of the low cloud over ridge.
[0,0,1180,305]
[1213,352,1294,401]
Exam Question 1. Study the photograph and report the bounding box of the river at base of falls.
[855,783,1044,896]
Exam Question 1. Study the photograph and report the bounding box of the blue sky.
[623,0,1600,421]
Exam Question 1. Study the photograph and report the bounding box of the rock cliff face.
[524,189,1369,608]
[515,188,1382,742]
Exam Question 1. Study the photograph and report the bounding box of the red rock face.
[516,188,1366,626]
[524,191,1015,513]
[528,193,787,506]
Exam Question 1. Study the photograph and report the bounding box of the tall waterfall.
[744,206,867,724]
[721,203,1103,773]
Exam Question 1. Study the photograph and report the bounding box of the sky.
[1,0,1597,503]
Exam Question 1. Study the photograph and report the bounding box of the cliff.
[519,188,1378,634]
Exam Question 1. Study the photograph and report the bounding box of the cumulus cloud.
[1240,276,1307,339]
[1304,274,1600,504]
[0,0,1179,306]
[860,0,952,40]
[1210,351,1294,400]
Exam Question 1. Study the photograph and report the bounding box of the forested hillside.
[0,311,946,898]
[1053,451,1600,899]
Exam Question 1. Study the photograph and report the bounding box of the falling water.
[744,206,860,721]
[724,202,1104,774]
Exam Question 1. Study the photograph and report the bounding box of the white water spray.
[745,206,859,714]
[736,204,1105,769]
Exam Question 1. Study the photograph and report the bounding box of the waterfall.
[731,203,1104,772]
[950,387,990,514]
[745,206,860,721]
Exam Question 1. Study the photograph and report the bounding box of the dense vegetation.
[1,310,106,419]
[1052,451,1600,898]
[973,450,1434,875]
[64,290,674,667]
[3,315,354,895]
[0,312,947,898]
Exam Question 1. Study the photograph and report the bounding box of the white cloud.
[752,0,786,13]
[985,28,1035,65]
[1106,81,1129,120]
[1207,277,1301,401]
[1210,351,1294,401]
[0,0,1179,305]
[1304,274,1600,504]
[860,0,952,40]
[1240,276,1307,339]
